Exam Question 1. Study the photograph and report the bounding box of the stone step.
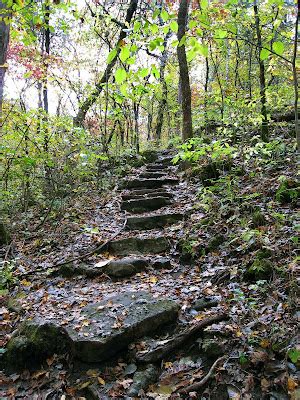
[58,256,172,279]
[123,188,169,196]
[146,164,167,171]
[123,177,179,190]
[139,171,167,179]
[126,212,184,230]
[121,191,173,202]
[121,196,171,213]
[5,292,179,367]
[108,236,169,255]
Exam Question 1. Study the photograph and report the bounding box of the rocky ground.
[0,142,299,399]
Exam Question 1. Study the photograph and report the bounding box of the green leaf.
[197,43,208,57]
[178,35,186,47]
[149,40,157,51]
[151,65,160,79]
[161,9,169,22]
[133,21,141,33]
[163,26,170,34]
[139,67,149,78]
[200,0,209,9]
[120,84,128,97]
[260,48,270,60]
[126,57,135,65]
[120,46,130,62]
[107,48,117,63]
[115,68,127,84]
[272,41,284,55]
[187,50,197,62]
[215,29,227,39]
[150,23,159,34]
[189,20,197,29]
[170,21,178,33]
[288,349,300,364]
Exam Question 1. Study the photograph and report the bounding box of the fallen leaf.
[98,376,106,385]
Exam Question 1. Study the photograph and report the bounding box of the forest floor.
[0,129,299,399]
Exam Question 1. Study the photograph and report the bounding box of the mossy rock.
[202,337,226,357]
[251,211,267,228]
[140,150,159,163]
[275,179,299,204]
[246,258,273,281]
[207,234,226,252]
[4,320,71,371]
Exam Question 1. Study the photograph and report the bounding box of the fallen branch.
[53,213,127,268]
[176,356,226,394]
[136,313,228,363]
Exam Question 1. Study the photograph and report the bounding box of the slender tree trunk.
[253,0,269,142]
[177,0,193,141]
[292,1,299,151]
[0,1,11,120]
[204,55,209,132]
[133,102,139,153]
[155,1,171,140]
[74,0,138,126]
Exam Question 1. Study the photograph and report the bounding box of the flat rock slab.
[121,191,173,201]
[127,212,184,230]
[4,293,179,367]
[139,172,166,179]
[146,164,167,171]
[121,196,171,213]
[123,178,178,190]
[108,236,169,255]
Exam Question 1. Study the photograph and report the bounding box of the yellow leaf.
[149,276,158,284]
[260,339,270,348]
[86,369,99,378]
[164,362,173,369]
[287,377,298,392]
[97,376,106,385]
[20,279,31,287]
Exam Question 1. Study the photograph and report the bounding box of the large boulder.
[3,320,71,371]
[69,292,179,362]
[4,293,179,369]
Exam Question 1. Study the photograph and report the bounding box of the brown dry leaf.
[77,381,91,389]
[46,355,55,366]
[32,370,48,379]
[86,369,99,378]
[261,377,270,392]
[250,350,269,364]
[260,339,270,348]
[287,377,298,392]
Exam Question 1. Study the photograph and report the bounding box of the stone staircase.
[4,151,185,376]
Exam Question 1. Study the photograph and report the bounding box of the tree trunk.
[0,1,11,120]
[177,0,193,141]
[74,0,138,126]
[253,0,269,142]
[292,1,299,151]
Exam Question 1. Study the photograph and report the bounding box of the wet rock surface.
[126,212,184,230]
[108,236,169,255]
[121,196,171,213]
[4,292,179,367]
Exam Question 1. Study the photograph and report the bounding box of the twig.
[34,199,55,231]
[53,212,127,268]
[136,314,228,363]
[176,356,226,394]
